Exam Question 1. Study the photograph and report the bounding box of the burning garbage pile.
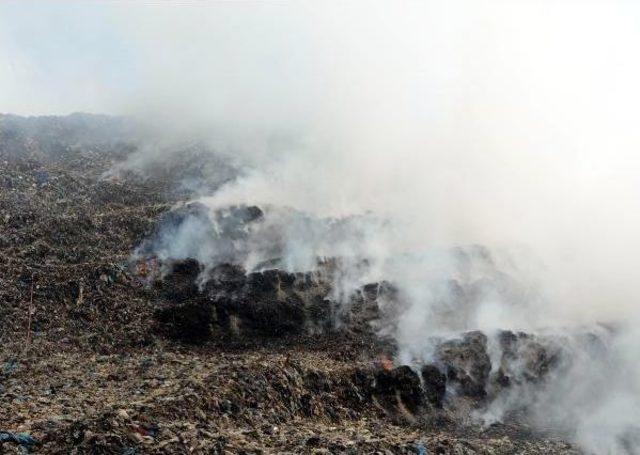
[2,113,632,453]
[133,201,393,341]
[132,198,617,436]
[152,259,336,341]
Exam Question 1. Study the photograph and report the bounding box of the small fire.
[378,353,394,371]
[135,256,159,282]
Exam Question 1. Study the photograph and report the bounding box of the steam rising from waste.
[4,1,640,453]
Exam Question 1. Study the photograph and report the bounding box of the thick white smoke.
[4,1,640,452]
[125,3,640,452]
[111,0,640,324]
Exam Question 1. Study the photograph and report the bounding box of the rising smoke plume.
[3,1,640,452]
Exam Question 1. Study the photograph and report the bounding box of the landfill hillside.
[0,114,579,454]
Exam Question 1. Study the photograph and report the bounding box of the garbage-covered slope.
[0,115,580,454]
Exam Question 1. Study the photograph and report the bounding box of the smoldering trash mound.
[0,114,602,454]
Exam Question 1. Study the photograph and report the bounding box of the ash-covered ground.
[0,114,587,454]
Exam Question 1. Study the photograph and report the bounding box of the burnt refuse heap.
[137,199,608,443]
[139,201,386,341]
[147,255,576,419]
[151,257,578,422]
[153,258,338,341]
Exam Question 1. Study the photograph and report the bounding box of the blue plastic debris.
[3,359,18,374]
[35,170,50,186]
[0,431,39,450]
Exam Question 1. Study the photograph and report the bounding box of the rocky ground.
[0,114,581,454]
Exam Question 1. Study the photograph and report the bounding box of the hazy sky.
[0,2,131,114]
[2,0,640,121]
[0,1,323,116]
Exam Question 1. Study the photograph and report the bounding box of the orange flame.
[378,353,394,371]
